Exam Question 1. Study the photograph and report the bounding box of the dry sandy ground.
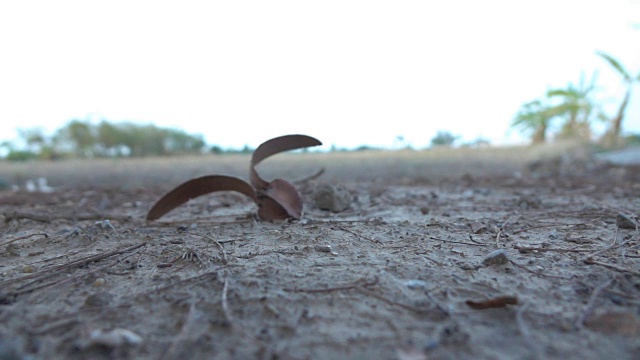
[0,145,639,360]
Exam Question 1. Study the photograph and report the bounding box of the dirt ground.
[0,145,639,360]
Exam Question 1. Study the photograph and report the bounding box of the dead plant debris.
[466,295,519,310]
[147,134,322,221]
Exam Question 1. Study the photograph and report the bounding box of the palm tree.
[545,73,599,141]
[596,51,640,147]
[512,100,559,145]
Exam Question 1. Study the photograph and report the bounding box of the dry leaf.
[146,134,322,221]
[466,296,519,310]
[146,175,256,221]
[250,135,322,220]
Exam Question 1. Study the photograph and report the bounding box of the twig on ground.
[509,260,573,280]
[501,215,520,231]
[0,221,17,237]
[186,232,228,264]
[135,244,150,270]
[130,265,235,298]
[236,248,304,259]
[15,244,147,295]
[32,252,83,267]
[3,209,129,223]
[0,242,147,287]
[0,233,48,247]
[428,236,487,247]
[424,290,450,316]
[513,223,569,234]
[417,253,445,266]
[284,276,379,293]
[583,258,640,276]
[575,278,614,330]
[357,287,446,316]
[221,277,236,327]
[141,216,252,227]
[495,230,504,247]
[586,237,634,259]
[28,318,79,336]
[497,215,520,246]
[334,226,380,245]
[514,245,593,253]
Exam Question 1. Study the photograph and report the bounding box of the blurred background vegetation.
[511,51,640,148]
[1,51,638,162]
[0,120,210,161]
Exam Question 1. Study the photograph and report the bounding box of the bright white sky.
[1,0,639,150]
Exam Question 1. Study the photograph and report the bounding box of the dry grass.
[0,145,553,190]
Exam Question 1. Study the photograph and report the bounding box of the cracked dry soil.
[0,147,639,360]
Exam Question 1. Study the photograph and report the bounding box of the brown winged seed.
[146,134,322,221]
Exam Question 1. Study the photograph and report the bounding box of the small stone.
[95,219,115,231]
[314,184,351,213]
[469,221,487,234]
[420,207,430,215]
[93,278,106,287]
[403,280,428,289]
[84,292,114,307]
[85,328,143,348]
[314,244,338,256]
[22,265,36,273]
[616,214,638,229]
[482,249,509,266]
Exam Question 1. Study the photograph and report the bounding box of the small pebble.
[22,265,36,273]
[314,184,351,213]
[469,221,487,234]
[85,328,142,348]
[314,244,338,256]
[93,278,106,287]
[482,249,509,266]
[616,213,638,229]
[96,219,116,231]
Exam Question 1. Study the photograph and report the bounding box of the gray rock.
[482,249,509,266]
[616,213,638,229]
[314,184,351,213]
[469,221,487,234]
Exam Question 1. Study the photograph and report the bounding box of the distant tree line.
[0,119,495,162]
[1,120,207,161]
